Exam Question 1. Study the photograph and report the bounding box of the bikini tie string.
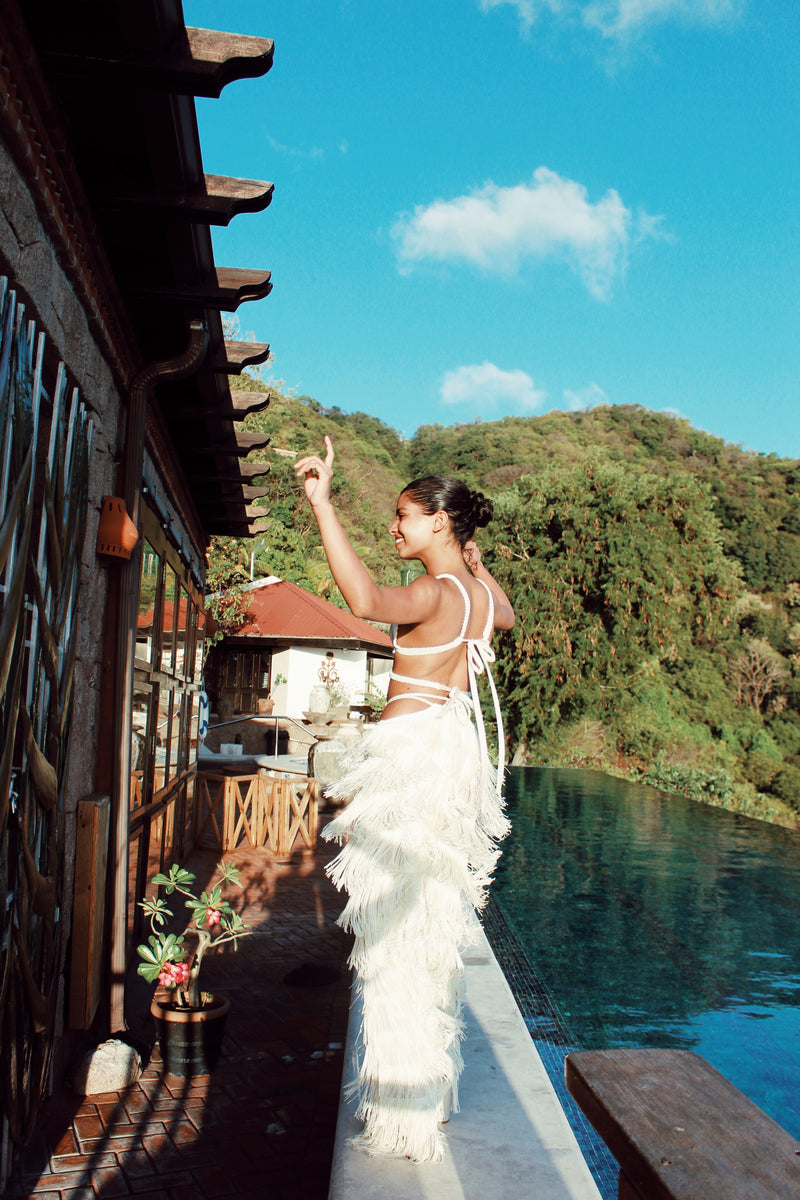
[465,638,505,798]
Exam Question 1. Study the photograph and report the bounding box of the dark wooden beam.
[172,391,271,420]
[204,518,271,537]
[176,431,269,456]
[207,481,271,501]
[219,341,271,374]
[95,176,274,226]
[185,462,270,483]
[39,27,274,99]
[235,431,270,454]
[131,267,271,311]
[227,391,271,417]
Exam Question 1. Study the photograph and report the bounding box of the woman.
[295,436,514,1163]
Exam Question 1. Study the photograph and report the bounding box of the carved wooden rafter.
[235,431,271,454]
[219,340,271,374]
[186,461,270,483]
[95,175,274,227]
[131,267,272,312]
[210,391,272,420]
[170,391,271,421]
[176,431,270,456]
[225,484,271,501]
[204,517,271,537]
[38,26,274,98]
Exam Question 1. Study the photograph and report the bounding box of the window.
[128,503,205,941]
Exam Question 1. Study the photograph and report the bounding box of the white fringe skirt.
[323,690,510,1163]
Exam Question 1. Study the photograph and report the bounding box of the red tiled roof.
[234,578,392,653]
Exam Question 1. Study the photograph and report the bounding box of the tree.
[486,459,741,754]
[728,638,789,713]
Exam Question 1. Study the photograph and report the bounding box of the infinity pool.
[486,767,800,1195]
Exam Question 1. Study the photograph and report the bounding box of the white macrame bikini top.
[387,572,505,795]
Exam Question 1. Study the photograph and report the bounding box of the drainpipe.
[109,319,209,1032]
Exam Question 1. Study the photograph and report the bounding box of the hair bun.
[471,491,493,529]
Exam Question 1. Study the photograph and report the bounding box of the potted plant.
[258,671,287,715]
[137,860,252,1076]
[362,684,387,723]
[326,680,351,722]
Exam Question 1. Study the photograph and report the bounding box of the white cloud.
[393,167,661,300]
[478,0,742,38]
[478,0,558,31]
[563,382,610,410]
[583,0,742,38]
[440,362,547,412]
[265,133,325,161]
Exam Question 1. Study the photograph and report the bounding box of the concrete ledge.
[329,930,602,1199]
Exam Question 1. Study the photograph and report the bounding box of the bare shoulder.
[406,573,442,598]
[391,572,445,624]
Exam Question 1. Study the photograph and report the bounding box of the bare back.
[385,573,494,717]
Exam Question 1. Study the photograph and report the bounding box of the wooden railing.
[195,771,319,858]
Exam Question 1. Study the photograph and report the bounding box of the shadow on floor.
[7,838,352,1200]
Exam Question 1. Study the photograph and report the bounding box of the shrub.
[772,764,800,809]
[746,730,784,790]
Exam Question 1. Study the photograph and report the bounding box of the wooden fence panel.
[195,771,319,857]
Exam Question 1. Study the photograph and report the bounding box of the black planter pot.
[151,993,230,1077]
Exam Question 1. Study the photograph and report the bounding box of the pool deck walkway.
[6,826,601,1200]
[330,930,602,1200]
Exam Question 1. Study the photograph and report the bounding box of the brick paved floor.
[7,833,352,1200]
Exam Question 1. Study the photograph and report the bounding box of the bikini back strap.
[461,578,504,797]
[471,576,495,639]
[389,671,451,692]
[391,572,470,655]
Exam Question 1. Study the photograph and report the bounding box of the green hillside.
[210,386,800,828]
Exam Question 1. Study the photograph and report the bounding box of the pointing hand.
[294,435,335,507]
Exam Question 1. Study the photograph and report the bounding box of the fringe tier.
[323,692,510,1163]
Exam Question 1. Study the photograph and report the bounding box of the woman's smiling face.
[389,492,438,559]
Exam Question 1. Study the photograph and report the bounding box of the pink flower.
[158,960,190,988]
[205,908,222,927]
[172,961,190,984]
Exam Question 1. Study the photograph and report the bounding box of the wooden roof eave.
[170,391,271,422]
[39,26,274,98]
[95,175,274,227]
[176,432,270,456]
[204,518,270,537]
[130,267,272,311]
[185,461,270,484]
[20,2,276,539]
[219,340,271,375]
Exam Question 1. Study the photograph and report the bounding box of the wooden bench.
[565,1048,800,1200]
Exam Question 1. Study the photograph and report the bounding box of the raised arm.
[294,437,441,626]
[462,541,515,630]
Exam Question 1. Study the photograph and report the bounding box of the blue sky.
[185,0,799,458]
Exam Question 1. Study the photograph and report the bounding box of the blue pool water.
[486,767,800,1195]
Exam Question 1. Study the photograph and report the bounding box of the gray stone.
[72,1038,142,1095]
